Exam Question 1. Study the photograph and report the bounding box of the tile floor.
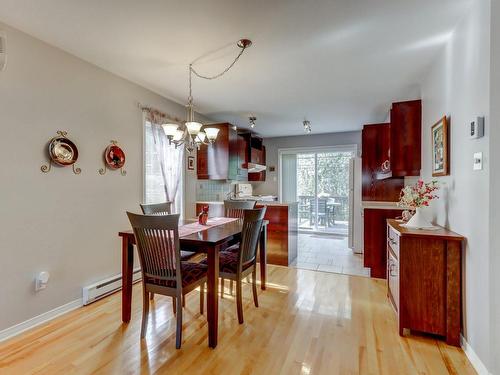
[291,233,371,277]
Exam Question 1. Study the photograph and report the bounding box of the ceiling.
[0,0,471,137]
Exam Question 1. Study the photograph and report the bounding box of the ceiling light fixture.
[303,120,312,133]
[162,39,252,153]
[249,116,257,129]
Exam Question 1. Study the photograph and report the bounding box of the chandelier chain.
[190,45,247,81]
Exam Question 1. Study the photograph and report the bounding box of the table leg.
[259,225,268,290]
[206,244,220,348]
[122,237,134,323]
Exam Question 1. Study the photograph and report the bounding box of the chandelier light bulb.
[204,127,220,141]
[186,121,202,136]
[162,123,179,137]
[173,129,185,142]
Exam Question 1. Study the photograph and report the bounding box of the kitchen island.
[195,201,298,266]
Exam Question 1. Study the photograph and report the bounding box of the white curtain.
[281,153,297,203]
[144,110,184,215]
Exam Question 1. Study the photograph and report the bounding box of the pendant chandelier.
[162,39,252,153]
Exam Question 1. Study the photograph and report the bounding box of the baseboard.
[461,335,491,375]
[0,298,82,343]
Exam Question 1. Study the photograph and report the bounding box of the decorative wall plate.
[104,142,126,169]
[49,136,78,166]
[41,131,81,174]
[99,140,126,176]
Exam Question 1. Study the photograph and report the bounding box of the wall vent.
[82,268,142,305]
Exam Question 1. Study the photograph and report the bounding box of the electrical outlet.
[473,152,483,170]
[35,271,50,291]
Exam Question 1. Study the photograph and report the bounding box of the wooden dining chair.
[223,200,256,218]
[140,202,172,216]
[221,200,256,296]
[140,202,197,302]
[203,207,266,324]
[126,212,207,348]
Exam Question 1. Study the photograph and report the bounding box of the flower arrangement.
[398,179,439,210]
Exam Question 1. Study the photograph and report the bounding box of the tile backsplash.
[196,180,236,202]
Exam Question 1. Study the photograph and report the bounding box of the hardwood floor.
[0,266,475,375]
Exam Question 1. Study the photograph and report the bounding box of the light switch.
[473,152,483,170]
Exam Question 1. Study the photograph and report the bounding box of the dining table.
[118,217,268,348]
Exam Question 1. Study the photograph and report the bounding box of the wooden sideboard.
[386,219,465,346]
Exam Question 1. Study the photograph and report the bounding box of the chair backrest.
[126,212,182,288]
[224,200,256,219]
[239,207,267,268]
[318,198,328,212]
[140,202,172,215]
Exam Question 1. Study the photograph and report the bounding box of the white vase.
[404,207,434,229]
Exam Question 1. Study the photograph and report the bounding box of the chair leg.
[252,269,259,308]
[236,278,244,324]
[141,288,150,338]
[221,278,225,298]
[172,296,176,315]
[200,283,204,315]
[175,295,183,349]
[150,292,154,300]
[182,295,186,308]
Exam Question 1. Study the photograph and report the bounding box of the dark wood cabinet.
[363,208,403,278]
[362,124,404,201]
[390,100,422,177]
[387,220,464,346]
[255,203,297,266]
[197,123,247,180]
[248,146,266,182]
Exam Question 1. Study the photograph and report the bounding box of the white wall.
[419,0,491,371]
[489,0,500,373]
[0,22,206,330]
[253,131,362,196]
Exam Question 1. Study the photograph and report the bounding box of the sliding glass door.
[280,147,355,235]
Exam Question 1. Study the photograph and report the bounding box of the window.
[144,121,184,216]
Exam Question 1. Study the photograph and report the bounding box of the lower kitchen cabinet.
[386,219,464,346]
[363,208,403,278]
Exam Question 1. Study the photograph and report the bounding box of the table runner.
[178,217,239,238]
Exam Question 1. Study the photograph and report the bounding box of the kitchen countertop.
[196,201,297,207]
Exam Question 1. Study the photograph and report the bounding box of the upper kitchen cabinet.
[197,123,248,180]
[241,133,267,182]
[362,123,404,201]
[390,100,422,177]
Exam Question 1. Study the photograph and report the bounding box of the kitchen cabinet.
[361,124,404,201]
[241,133,266,182]
[387,219,464,346]
[197,123,247,180]
[255,203,297,266]
[390,100,422,177]
[363,208,402,278]
[249,146,266,181]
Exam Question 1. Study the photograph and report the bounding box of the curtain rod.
[137,102,183,124]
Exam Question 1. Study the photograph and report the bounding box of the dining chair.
[203,207,266,324]
[140,202,197,302]
[221,200,256,296]
[140,202,172,216]
[126,212,207,348]
[223,200,256,218]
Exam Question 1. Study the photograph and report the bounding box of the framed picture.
[431,116,449,176]
[187,156,195,171]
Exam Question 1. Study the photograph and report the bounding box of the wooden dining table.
[118,218,268,348]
